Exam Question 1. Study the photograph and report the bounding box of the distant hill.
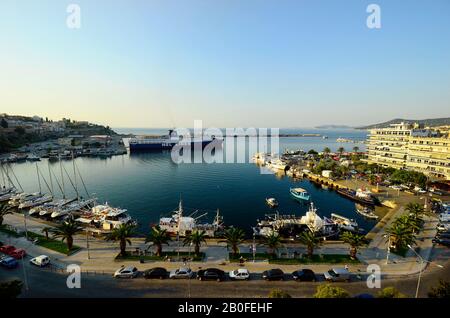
[315,125,353,129]
[356,117,450,130]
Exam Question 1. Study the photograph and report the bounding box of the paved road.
[1,255,449,298]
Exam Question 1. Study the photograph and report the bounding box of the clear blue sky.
[1,0,449,128]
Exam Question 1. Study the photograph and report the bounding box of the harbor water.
[4,129,375,236]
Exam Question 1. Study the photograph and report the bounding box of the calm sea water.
[5,129,374,236]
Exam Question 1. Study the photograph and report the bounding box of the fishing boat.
[330,213,360,233]
[159,200,223,237]
[355,204,379,220]
[336,188,376,206]
[266,198,279,208]
[290,187,310,201]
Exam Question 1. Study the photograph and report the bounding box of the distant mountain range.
[315,125,353,129]
[356,117,450,130]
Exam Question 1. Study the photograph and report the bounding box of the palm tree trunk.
[233,245,238,255]
[156,244,162,256]
[350,247,357,259]
[120,238,126,256]
[195,244,200,256]
[67,236,73,251]
[307,245,313,258]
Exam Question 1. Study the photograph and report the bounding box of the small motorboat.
[355,204,379,220]
[330,213,360,232]
[265,198,279,208]
[290,187,310,201]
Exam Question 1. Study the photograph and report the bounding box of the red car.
[0,245,16,254]
[10,248,26,259]
[0,245,26,259]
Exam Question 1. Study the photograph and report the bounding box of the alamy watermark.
[66,4,81,29]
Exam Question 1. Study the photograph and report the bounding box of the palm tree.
[406,202,425,220]
[340,231,366,259]
[264,232,283,257]
[183,230,206,256]
[298,231,321,258]
[352,146,359,153]
[323,147,331,157]
[145,226,171,256]
[49,219,83,251]
[105,223,137,256]
[223,227,245,256]
[386,220,415,252]
[337,147,345,156]
[0,204,12,227]
[41,226,52,240]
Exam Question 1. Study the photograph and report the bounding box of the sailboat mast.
[35,163,42,194]
[48,161,54,196]
[59,156,65,199]
[72,151,79,201]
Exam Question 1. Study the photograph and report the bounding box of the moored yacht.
[18,194,53,209]
[330,213,361,233]
[50,198,96,218]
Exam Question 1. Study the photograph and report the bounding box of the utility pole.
[86,230,90,260]
[21,256,29,291]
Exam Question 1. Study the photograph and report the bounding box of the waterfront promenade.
[1,208,444,278]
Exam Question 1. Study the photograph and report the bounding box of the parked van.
[30,255,50,267]
[324,268,350,282]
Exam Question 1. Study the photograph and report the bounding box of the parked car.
[437,223,450,232]
[436,232,450,239]
[197,268,226,282]
[30,255,50,267]
[9,248,26,259]
[432,238,450,247]
[324,268,351,282]
[292,269,316,282]
[0,245,16,255]
[0,255,18,269]
[169,267,195,279]
[262,268,285,281]
[229,268,250,281]
[113,266,138,278]
[144,267,168,279]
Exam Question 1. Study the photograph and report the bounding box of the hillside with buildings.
[357,117,450,129]
[0,114,117,153]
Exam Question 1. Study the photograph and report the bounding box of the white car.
[437,223,450,232]
[30,255,50,267]
[229,268,250,280]
[113,266,138,278]
[169,267,195,279]
[389,185,402,190]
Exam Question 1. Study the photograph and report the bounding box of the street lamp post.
[383,234,391,265]
[407,244,443,298]
[252,233,256,263]
[21,256,29,291]
[86,230,90,260]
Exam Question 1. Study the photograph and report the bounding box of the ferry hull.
[129,139,217,153]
